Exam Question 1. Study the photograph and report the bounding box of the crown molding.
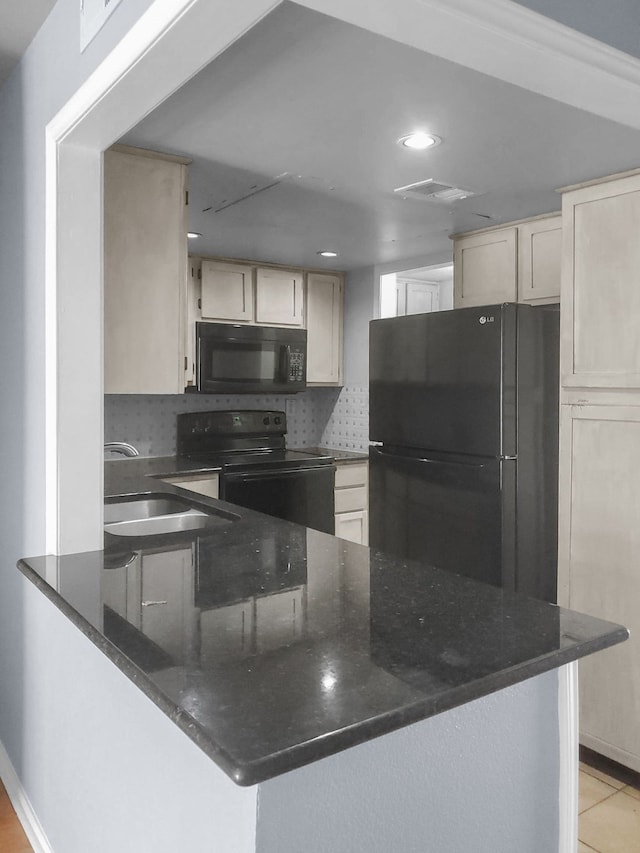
[299,0,640,130]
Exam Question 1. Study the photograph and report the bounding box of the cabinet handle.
[142,600,168,607]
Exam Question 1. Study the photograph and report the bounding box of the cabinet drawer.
[335,462,368,489]
[334,485,367,514]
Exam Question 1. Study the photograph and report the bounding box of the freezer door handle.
[372,447,492,469]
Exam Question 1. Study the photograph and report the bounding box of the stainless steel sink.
[105,495,195,524]
[104,493,236,537]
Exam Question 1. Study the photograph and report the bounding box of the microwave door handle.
[280,344,291,383]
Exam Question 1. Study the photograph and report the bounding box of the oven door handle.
[224,465,335,483]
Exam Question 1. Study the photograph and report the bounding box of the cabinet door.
[562,174,640,389]
[184,256,201,388]
[335,461,368,490]
[255,587,304,652]
[453,227,517,308]
[404,281,439,314]
[201,260,253,322]
[306,273,343,384]
[140,548,194,660]
[335,510,368,545]
[558,404,640,770]
[518,216,561,303]
[200,600,254,661]
[255,268,304,326]
[104,148,188,393]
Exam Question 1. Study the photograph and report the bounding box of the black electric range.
[176,410,335,534]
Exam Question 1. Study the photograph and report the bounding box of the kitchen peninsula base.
[11,575,572,853]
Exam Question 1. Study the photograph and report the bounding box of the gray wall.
[344,265,375,385]
[342,249,453,387]
[257,670,560,853]
[513,0,640,58]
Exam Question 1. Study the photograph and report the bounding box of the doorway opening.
[379,263,453,318]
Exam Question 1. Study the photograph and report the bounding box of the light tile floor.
[579,761,640,853]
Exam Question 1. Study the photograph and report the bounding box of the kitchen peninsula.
[18,459,627,853]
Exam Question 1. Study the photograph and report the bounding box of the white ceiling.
[122,2,640,272]
[0,1,56,88]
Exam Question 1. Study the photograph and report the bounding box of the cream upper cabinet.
[200,260,254,323]
[306,272,343,385]
[453,214,561,308]
[517,215,562,303]
[188,255,344,388]
[255,267,304,326]
[561,171,640,389]
[453,226,517,308]
[104,146,189,394]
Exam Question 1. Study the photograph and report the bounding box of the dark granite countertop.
[291,446,368,462]
[18,459,628,787]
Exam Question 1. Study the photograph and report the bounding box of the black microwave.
[194,322,307,394]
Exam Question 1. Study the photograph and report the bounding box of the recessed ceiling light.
[397,132,441,151]
[317,250,338,258]
[187,231,202,239]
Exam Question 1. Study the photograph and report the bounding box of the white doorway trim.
[46,0,640,553]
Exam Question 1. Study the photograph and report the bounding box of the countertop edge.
[16,554,628,787]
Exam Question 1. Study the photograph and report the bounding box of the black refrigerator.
[369,302,559,603]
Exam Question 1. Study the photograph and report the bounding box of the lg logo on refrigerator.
[479,315,495,325]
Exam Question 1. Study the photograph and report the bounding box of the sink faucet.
[104,441,140,458]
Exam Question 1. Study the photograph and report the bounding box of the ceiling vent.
[394,178,477,203]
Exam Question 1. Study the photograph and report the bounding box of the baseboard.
[0,738,53,853]
[558,662,579,853]
[580,731,640,774]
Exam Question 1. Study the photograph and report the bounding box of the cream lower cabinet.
[334,461,368,545]
[255,587,305,652]
[452,213,560,308]
[102,547,194,661]
[104,146,189,393]
[160,473,220,499]
[200,600,254,661]
[558,404,640,771]
[306,273,343,385]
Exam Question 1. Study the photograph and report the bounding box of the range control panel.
[177,410,288,456]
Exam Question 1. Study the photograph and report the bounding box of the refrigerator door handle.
[372,447,492,469]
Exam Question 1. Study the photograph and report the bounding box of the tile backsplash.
[104,386,369,457]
